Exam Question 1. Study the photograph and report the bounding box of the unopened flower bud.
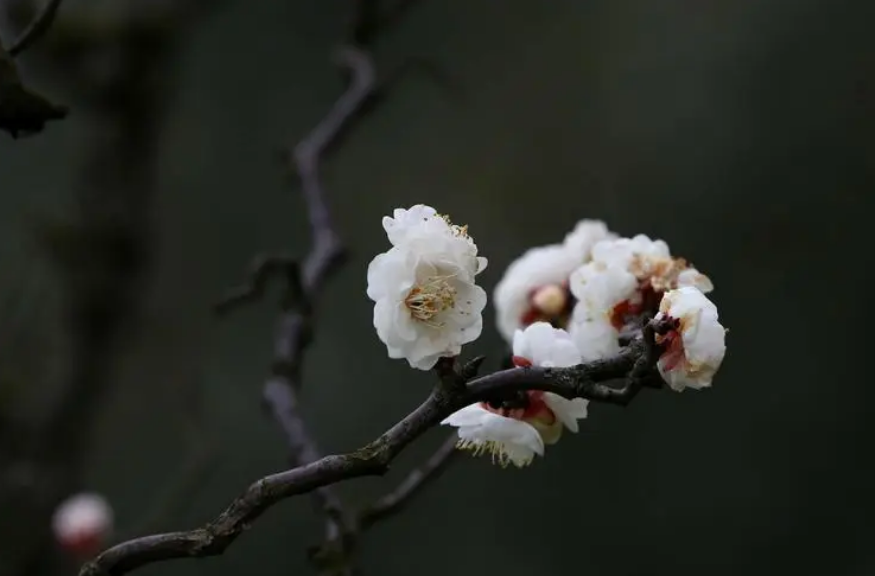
[52,493,113,560]
[531,284,567,316]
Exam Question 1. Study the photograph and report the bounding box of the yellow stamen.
[438,213,470,238]
[404,275,456,325]
[456,438,531,468]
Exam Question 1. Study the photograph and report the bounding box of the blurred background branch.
[0,1,226,575]
[7,0,63,56]
[0,43,66,137]
[212,2,456,572]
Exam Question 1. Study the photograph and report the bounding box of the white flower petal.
[568,311,621,361]
[542,392,589,433]
[568,261,638,314]
[383,204,441,245]
[512,322,581,368]
[563,219,615,262]
[591,234,671,271]
[677,267,715,294]
[441,403,486,426]
[443,405,545,467]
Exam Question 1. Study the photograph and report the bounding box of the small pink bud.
[52,493,113,560]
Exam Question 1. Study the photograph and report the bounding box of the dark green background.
[1,0,873,575]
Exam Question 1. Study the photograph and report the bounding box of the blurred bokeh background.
[1,0,873,575]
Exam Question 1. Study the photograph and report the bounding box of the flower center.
[521,283,573,329]
[404,275,456,324]
[654,316,685,370]
[609,286,662,330]
[481,390,555,424]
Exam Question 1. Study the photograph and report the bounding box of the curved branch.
[215,45,373,547]
[294,46,373,289]
[357,433,459,530]
[7,0,64,57]
[79,333,659,576]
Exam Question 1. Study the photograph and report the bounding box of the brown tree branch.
[6,0,65,57]
[79,330,662,576]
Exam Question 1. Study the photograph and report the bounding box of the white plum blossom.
[566,262,636,360]
[442,322,589,467]
[493,220,614,342]
[368,206,487,370]
[565,234,716,360]
[591,234,713,296]
[442,405,545,468]
[654,286,727,391]
[52,492,113,558]
[493,245,577,342]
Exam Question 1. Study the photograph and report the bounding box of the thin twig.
[294,46,372,290]
[260,46,374,544]
[213,255,297,314]
[214,46,373,546]
[0,46,67,138]
[80,331,661,576]
[7,0,65,57]
[357,434,459,530]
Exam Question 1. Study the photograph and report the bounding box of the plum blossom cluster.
[367,206,727,467]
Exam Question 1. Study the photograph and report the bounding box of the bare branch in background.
[356,434,460,530]
[169,2,457,573]
[214,255,298,314]
[7,0,65,57]
[0,0,70,137]
[80,329,663,576]
[0,2,227,575]
[213,0,455,568]
[0,45,67,138]
[215,45,373,549]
